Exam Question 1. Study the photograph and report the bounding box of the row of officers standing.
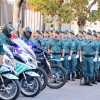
[0,24,100,86]
[21,28,100,86]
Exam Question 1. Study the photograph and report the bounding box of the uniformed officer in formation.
[97,32,100,82]
[43,31,50,49]
[76,31,84,79]
[80,31,98,86]
[33,30,46,48]
[61,30,73,82]
[92,32,99,84]
[48,30,64,66]
[68,30,80,81]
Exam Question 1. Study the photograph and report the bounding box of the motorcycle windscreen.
[3,44,14,59]
[12,38,36,59]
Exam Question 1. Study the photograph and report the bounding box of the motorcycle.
[12,36,67,89]
[14,38,67,89]
[5,44,42,97]
[11,36,48,91]
[0,45,20,100]
[35,44,67,89]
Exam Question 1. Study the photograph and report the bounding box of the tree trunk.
[77,16,86,31]
[78,25,84,31]
[55,14,61,30]
[13,0,25,35]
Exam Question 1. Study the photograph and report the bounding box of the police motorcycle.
[13,36,67,89]
[31,40,67,89]
[11,34,48,91]
[0,44,20,100]
[4,41,42,97]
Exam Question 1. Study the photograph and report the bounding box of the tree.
[68,0,99,30]
[13,0,26,35]
[27,0,99,30]
[27,0,73,30]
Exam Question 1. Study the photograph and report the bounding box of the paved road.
[17,79,100,100]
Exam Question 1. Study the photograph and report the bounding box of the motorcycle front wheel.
[35,67,48,91]
[0,79,21,100]
[47,64,67,89]
[20,77,42,97]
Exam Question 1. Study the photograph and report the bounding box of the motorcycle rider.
[0,24,17,69]
[0,23,16,46]
[21,28,46,53]
[21,27,33,44]
[21,28,48,68]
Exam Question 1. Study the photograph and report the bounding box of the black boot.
[82,77,87,85]
[93,76,97,84]
[92,77,95,84]
[76,72,79,79]
[66,74,68,82]
[88,78,93,86]
[67,73,70,80]
[72,73,75,81]
[97,74,100,82]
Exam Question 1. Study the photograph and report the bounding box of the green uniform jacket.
[81,39,98,55]
[48,38,64,53]
[70,38,80,53]
[0,39,4,55]
[63,38,74,54]
[0,33,15,46]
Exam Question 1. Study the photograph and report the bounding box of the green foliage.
[27,0,99,26]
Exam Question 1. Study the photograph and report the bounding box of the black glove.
[9,46,15,52]
[32,45,38,49]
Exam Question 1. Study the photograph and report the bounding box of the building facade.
[0,1,71,31]
[0,0,99,33]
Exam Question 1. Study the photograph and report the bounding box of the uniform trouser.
[76,58,80,72]
[76,58,84,76]
[62,55,69,74]
[82,56,94,78]
[97,61,100,76]
[69,54,77,74]
[93,61,99,77]
[52,54,62,66]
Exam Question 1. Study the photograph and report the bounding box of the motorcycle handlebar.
[33,45,51,56]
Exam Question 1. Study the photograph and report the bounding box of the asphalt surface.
[17,79,100,100]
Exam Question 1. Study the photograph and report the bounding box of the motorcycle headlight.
[5,59,11,65]
[50,55,52,58]
[4,59,16,69]
[28,58,33,63]
[40,58,43,60]
[28,58,38,67]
